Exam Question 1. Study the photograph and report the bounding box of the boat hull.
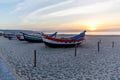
[44,41,81,48]
[24,35,43,43]
[43,36,83,48]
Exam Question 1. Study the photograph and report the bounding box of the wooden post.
[34,50,37,67]
[75,44,77,57]
[98,41,100,52]
[112,41,114,48]
[99,40,101,44]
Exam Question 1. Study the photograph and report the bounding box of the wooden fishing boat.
[23,32,57,43]
[42,31,86,48]
[16,35,25,41]
[8,35,17,40]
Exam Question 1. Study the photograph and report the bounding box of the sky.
[0,0,120,32]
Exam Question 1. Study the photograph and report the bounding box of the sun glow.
[90,25,96,31]
[88,22,98,31]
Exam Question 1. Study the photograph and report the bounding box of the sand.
[0,57,16,80]
[0,36,120,80]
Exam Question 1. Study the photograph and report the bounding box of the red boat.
[42,30,86,48]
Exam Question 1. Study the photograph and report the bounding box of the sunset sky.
[0,0,120,32]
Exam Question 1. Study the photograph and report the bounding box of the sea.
[43,31,120,35]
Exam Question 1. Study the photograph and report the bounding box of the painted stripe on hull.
[43,37,82,48]
[43,38,82,44]
[45,36,85,42]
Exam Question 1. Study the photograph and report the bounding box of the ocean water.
[86,32,120,35]
[68,32,120,35]
[0,58,15,80]
[42,31,120,35]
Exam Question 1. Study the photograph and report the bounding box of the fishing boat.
[42,30,86,48]
[23,32,57,43]
[16,35,24,41]
[8,35,17,40]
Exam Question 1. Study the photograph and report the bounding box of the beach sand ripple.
[0,36,120,80]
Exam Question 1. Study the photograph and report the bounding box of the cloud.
[45,0,120,17]
[24,0,75,21]
[23,0,120,25]
[11,0,45,14]
[11,0,72,14]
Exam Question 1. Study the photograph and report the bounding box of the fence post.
[75,44,77,57]
[112,41,114,48]
[34,50,37,67]
[98,41,100,52]
[99,40,101,44]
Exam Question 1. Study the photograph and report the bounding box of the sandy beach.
[0,35,120,80]
[0,57,16,80]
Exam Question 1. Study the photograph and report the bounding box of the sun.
[88,22,97,31]
[89,24,96,31]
